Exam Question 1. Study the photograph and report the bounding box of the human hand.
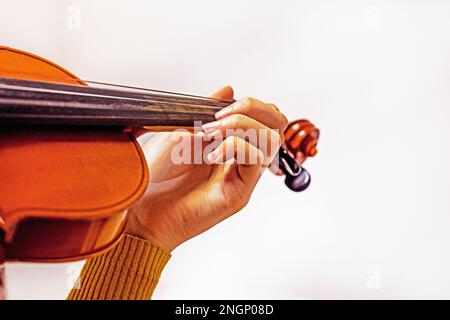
[126,86,288,251]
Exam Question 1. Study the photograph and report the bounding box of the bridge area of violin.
[0,46,149,262]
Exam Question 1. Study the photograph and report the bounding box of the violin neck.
[0,77,230,127]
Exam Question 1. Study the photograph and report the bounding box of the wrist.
[125,213,177,252]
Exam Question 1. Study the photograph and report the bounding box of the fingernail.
[195,131,205,137]
[215,102,238,119]
[195,131,206,142]
[205,129,223,140]
[207,150,218,163]
[202,120,221,134]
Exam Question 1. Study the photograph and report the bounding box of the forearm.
[67,234,171,300]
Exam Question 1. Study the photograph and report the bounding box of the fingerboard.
[0,77,230,127]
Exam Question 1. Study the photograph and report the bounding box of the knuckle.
[280,112,288,124]
[280,113,289,130]
[279,132,285,145]
[225,135,240,147]
[223,135,233,144]
[241,97,254,110]
[237,114,249,128]
[222,114,237,127]
[267,102,289,130]
[268,103,279,112]
[228,114,248,128]
[234,135,245,147]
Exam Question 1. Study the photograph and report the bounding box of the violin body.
[0,47,148,262]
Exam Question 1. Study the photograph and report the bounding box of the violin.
[0,46,319,262]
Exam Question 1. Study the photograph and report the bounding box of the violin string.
[0,80,227,107]
[0,77,233,103]
[83,80,232,103]
[0,82,226,112]
[0,83,218,108]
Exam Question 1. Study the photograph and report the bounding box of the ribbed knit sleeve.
[67,234,171,300]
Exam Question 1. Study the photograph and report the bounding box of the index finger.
[215,97,288,133]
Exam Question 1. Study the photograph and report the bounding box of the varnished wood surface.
[0,46,149,262]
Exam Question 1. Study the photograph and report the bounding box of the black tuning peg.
[284,167,311,192]
[277,148,311,192]
[278,148,300,176]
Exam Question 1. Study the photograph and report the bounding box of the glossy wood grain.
[0,46,149,262]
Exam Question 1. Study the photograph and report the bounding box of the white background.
[2,0,450,299]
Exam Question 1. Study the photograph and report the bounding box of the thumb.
[209,85,234,100]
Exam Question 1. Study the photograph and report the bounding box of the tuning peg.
[277,148,311,192]
[284,167,311,192]
[273,119,319,192]
[278,147,301,176]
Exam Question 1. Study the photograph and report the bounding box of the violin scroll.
[271,119,320,192]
